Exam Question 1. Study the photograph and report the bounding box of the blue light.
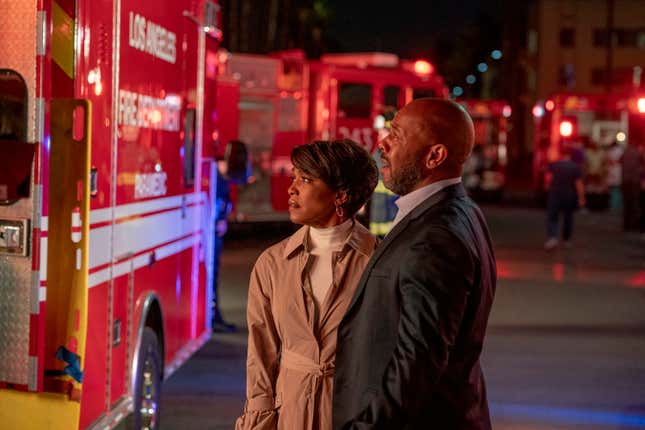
[491,50,503,60]
[477,62,488,73]
[490,403,645,428]
[466,74,476,84]
[452,86,463,97]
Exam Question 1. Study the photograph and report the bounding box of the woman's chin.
[288,213,303,225]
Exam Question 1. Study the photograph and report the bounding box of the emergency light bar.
[320,52,399,68]
[413,60,433,75]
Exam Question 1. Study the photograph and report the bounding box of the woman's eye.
[302,177,312,183]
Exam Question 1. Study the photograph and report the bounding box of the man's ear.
[425,144,448,170]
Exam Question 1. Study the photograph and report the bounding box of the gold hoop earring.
[335,205,344,219]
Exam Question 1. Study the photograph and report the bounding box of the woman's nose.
[288,181,297,195]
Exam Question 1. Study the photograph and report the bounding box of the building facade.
[507,0,645,178]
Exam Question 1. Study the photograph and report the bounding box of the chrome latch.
[0,218,29,256]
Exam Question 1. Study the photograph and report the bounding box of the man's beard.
[383,155,424,196]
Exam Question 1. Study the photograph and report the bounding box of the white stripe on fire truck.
[39,192,207,230]
[40,237,47,281]
[38,192,207,281]
[88,233,200,288]
[112,192,205,222]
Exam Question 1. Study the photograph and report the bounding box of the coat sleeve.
[236,258,282,430]
[343,227,475,429]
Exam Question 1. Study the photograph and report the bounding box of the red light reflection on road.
[496,260,513,279]
[552,263,564,282]
[627,271,645,288]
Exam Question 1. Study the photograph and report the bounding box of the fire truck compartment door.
[45,99,91,401]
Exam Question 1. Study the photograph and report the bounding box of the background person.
[621,142,644,232]
[235,139,378,430]
[544,146,586,250]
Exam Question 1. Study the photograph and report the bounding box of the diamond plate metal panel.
[0,0,38,143]
[0,254,32,384]
[0,0,39,387]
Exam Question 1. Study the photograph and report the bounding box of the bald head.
[400,98,475,175]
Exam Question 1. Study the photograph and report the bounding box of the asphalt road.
[158,206,645,430]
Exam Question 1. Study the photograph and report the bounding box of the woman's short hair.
[291,139,378,216]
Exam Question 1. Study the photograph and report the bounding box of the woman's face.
[288,168,339,228]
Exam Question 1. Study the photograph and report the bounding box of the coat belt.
[280,349,334,428]
[280,349,334,377]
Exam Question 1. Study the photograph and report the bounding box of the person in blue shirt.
[544,145,586,250]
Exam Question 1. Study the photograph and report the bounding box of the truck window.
[339,83,372,118]
[384,85,400,109]
[183,108,196,187]
[0,69,27,142]
[0,69,33,203]
[413,88,437,99]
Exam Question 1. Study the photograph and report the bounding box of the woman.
[236,139,378,430]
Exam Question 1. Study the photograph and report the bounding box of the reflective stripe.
[374,180,396,195]
[370,221,392,236]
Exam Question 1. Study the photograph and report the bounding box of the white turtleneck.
[307,218,353,310]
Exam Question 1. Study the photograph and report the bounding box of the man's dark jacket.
[333,184,496,430]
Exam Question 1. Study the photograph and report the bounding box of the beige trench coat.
[235,221,376,430]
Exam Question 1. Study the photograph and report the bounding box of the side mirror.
[225,140,249,185]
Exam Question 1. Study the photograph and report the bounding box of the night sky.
[325,0,504,87]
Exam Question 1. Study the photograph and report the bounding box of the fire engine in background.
[532,92,645,206]
[0,1,246,429]
[458,99,511,201]
[216,50,449,222]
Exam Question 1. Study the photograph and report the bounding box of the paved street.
[159,206,645,429]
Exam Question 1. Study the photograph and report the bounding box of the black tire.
[132,327,162,430]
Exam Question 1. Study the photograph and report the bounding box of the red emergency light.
[638,97,645,113]
[559,120,574,137]
[545,100,555,111]
[413,60,434,75]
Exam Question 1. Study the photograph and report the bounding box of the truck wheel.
[132,327,162,430]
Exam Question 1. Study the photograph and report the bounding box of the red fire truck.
[217,50,449,222]
[0,1,244,429]
[458,99,511,200]
[532,92,645,201]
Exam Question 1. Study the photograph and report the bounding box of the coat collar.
[283,219,376,260]
[343,183,467,318]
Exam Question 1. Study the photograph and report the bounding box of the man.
[543,146,586,250]
[621,142,644,232]
[333,98,497,430]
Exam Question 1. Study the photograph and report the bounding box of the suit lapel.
[342,184,467,319]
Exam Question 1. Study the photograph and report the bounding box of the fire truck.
[458,99,511,200]
[217,50,449,222]
[0,1,245,429]
[532,92,645,203]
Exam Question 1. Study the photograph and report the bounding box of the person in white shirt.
[236,139,378,430]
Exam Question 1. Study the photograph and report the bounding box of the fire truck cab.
[532,92,645,206]
[0,1,244,429]
[218,50,448,222]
